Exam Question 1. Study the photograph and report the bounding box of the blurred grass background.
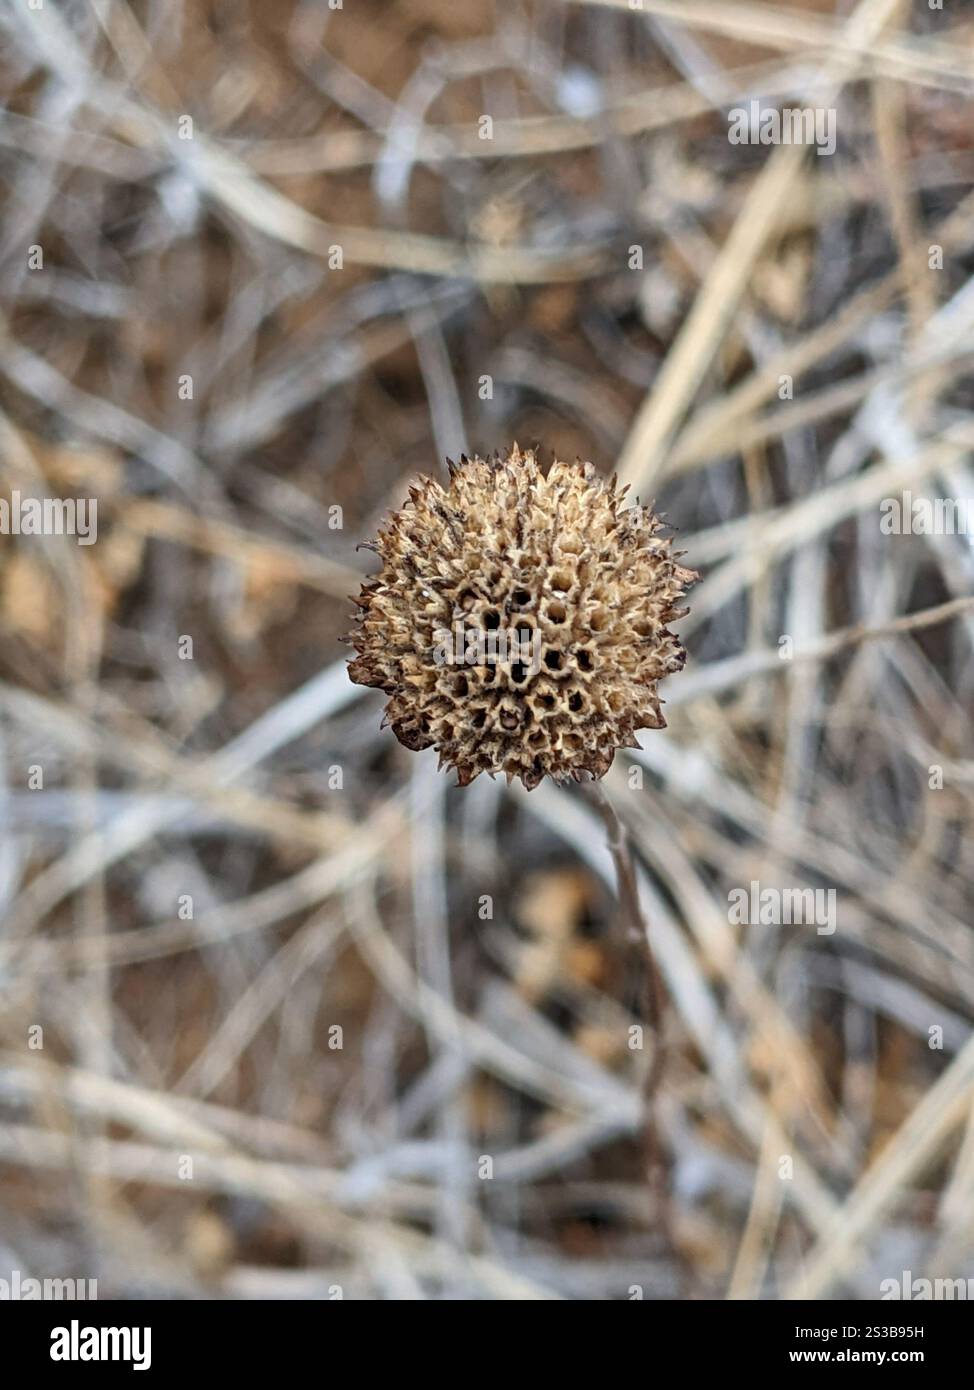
[1,0,974,1299]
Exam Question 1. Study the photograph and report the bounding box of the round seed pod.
[347,444,696,789]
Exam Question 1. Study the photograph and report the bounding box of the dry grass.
[1,0,973,1300]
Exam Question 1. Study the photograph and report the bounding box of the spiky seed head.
[346,444,696,790]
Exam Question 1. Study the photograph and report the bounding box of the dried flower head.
[347,445,696,789]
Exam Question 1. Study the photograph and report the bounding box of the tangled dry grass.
[1,0,973,1301]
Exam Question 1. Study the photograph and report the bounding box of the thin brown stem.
[582,776,688,1284]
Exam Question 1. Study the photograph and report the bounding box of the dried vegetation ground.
[1,0,974,1300]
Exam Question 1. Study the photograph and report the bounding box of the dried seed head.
[346,444,696,790]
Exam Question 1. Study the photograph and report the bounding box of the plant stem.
[582,776,681,1267]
